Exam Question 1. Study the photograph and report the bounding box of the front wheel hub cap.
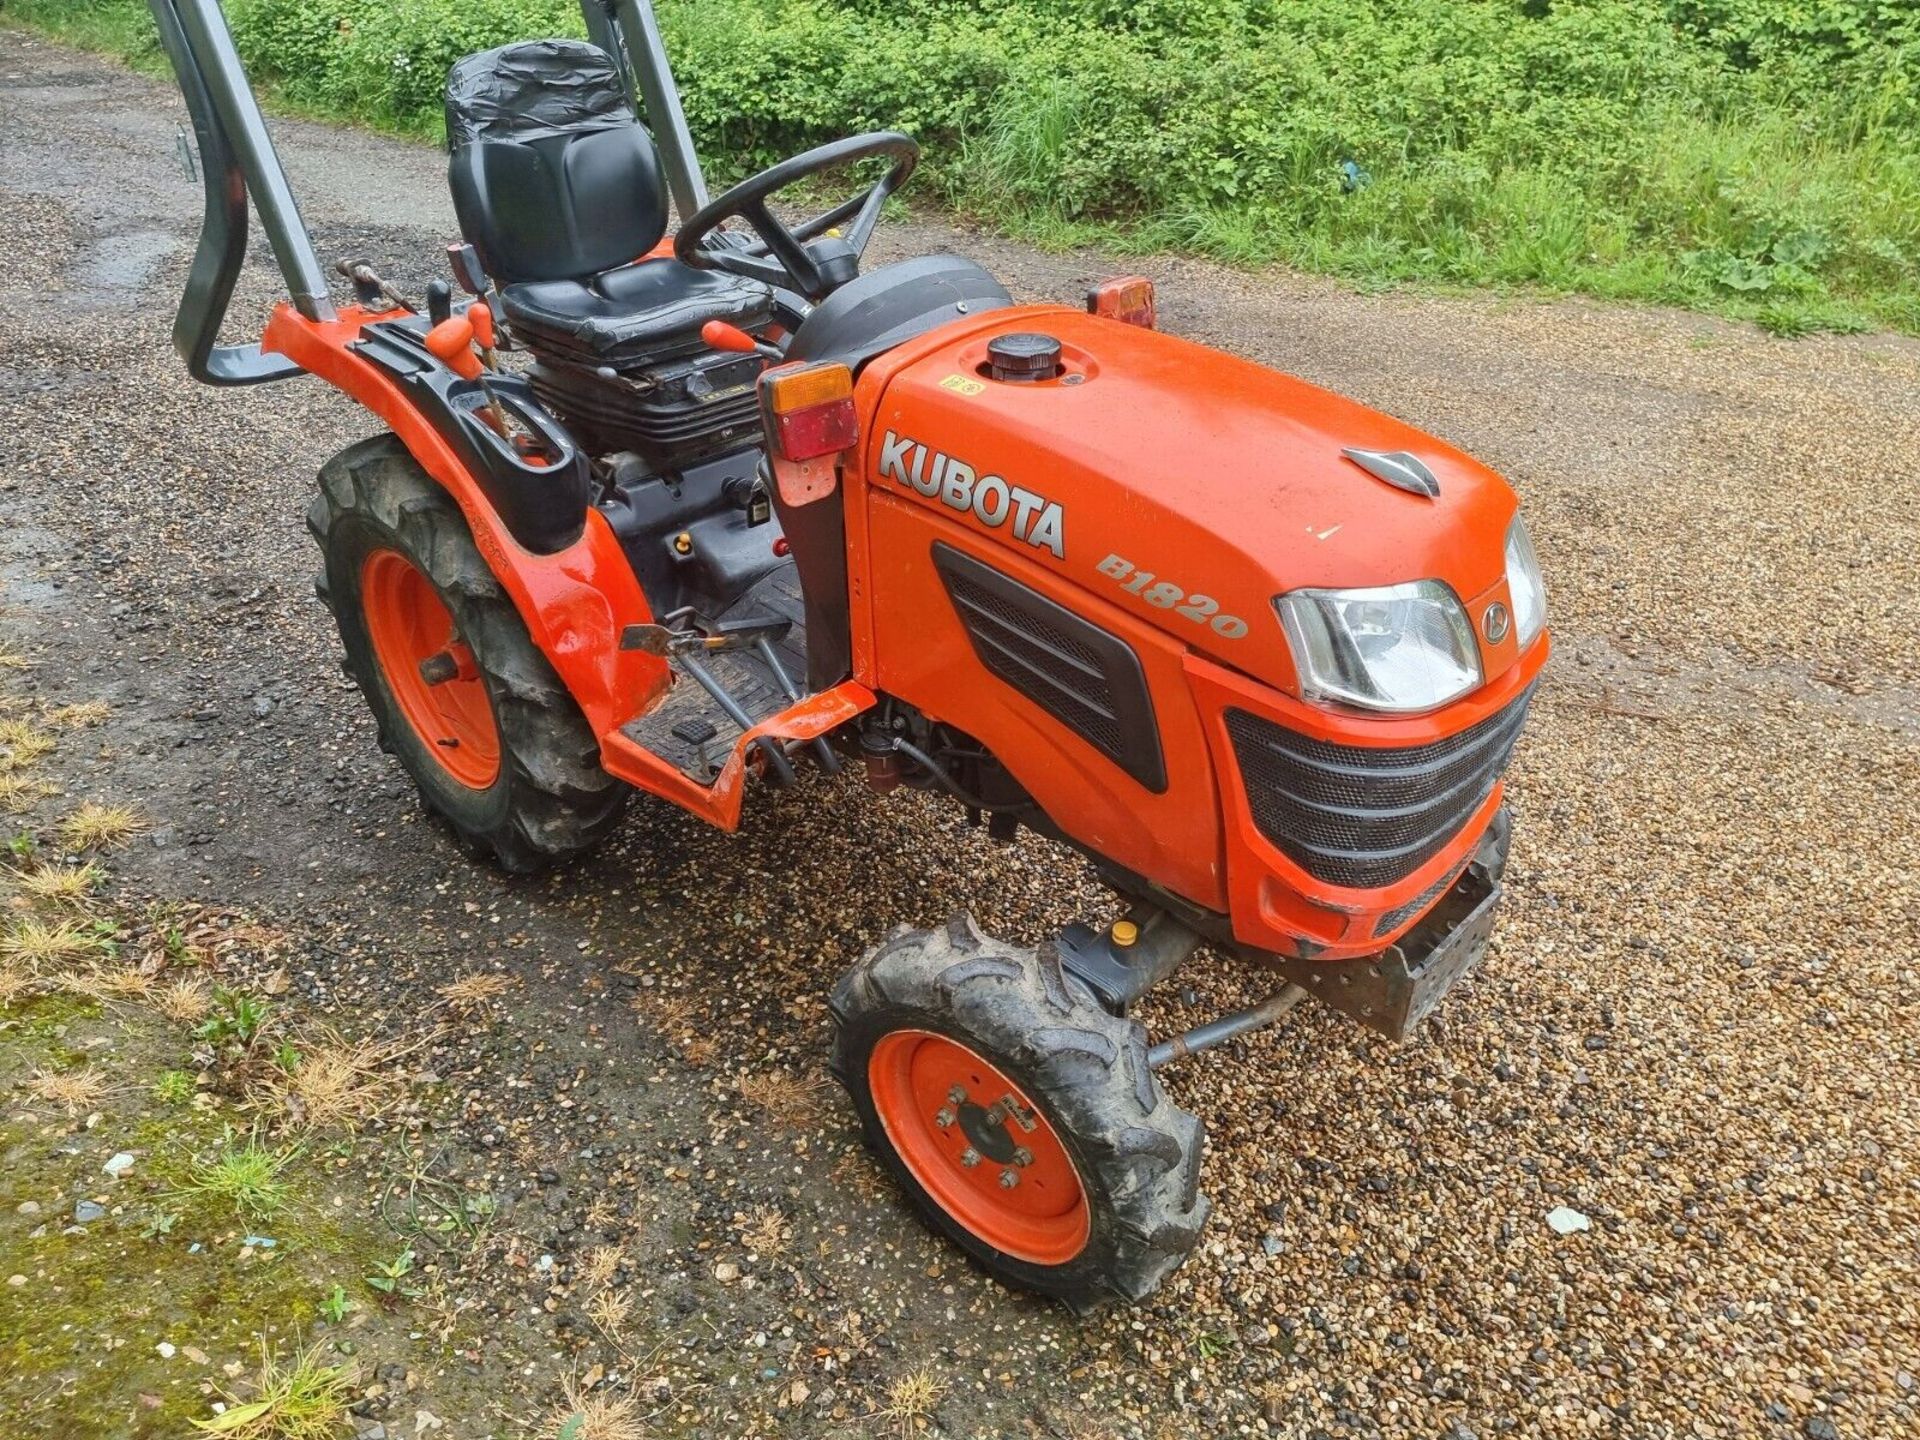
[867,1030,1090,1265]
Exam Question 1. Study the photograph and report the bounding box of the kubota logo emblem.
[878,431,1066,559]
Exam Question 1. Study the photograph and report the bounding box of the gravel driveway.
[2,29,1917,1440]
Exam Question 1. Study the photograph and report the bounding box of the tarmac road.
[2,27,1918,1440]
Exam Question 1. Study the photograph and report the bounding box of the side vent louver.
[933,544,1165,792]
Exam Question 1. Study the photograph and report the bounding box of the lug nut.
[998,1168,1019,1189]
[1012,1147,1033,1167]
[947,1085,967,1106]
[959,1148,981,1168]
[934,1107,954,1130]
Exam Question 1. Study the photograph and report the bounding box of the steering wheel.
[675,132,919,302]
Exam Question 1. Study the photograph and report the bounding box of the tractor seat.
[444,39,771,371]
[496,263,768,372]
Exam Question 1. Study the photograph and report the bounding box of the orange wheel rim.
[869,1029,1089,1266]
[360,549,500,790]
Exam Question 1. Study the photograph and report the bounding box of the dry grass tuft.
[0,961,38,1008]
[582,1192,620,1234]
[194,1339,356,1439]
[56,801,145,851]
[736,1204,791,1258]
[546,1377,646,1440]
[43,701,110,729]
[0,772,55,813]
[585,1287,632,1345]
[435,971,514,1013]
[1,915,115,968]
[0,648,30,671]
[61,965,153,1002]
[16,862,105,905]
[880,1369,948,1436]
[0,719,55,771]
[23,1064,109,1113]
[154,974,214,1024]
[264,1029,400,1131]
[738,1068,831,1127]
[578,1245,624,1291]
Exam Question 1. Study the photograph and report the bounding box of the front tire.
[308,434,625,873]
[830,915,1210,1309]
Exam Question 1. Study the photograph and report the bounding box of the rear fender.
[263,303,671,743]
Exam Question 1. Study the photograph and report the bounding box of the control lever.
[701,319,784,363]
[426,279,453,327]
[335,258,411,312]
[618,615,792,657]
[424,316,512,439]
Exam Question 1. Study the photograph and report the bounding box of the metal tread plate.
[619,564,809,783]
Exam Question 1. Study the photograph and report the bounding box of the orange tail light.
[760,362,858,461]
[1087,275,1157,329]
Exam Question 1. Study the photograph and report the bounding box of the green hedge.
[12,0,1918,333]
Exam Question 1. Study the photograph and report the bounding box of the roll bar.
[151,0,712,385]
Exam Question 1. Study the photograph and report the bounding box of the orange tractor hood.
[866,306,1525,695]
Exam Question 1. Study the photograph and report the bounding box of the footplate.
[1281,865,1503,1041]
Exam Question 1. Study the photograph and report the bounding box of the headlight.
[1505,516,1547,650]
[1276,580,1482,714]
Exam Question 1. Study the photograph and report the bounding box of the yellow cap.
[1111,920,1139,948]
[673,531,693,555]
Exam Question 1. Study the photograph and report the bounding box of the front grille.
[1226,687,1533,890]
[1374,858,1468,938]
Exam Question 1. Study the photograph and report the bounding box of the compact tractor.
[148,0,1549,1307]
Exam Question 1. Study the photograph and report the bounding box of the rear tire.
[830,914,1209,1309]
[308,434,625,873]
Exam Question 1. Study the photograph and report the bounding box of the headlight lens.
[1505,516,1547,650]
[1276,580,1482,714]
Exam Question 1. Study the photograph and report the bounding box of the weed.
[1,915,116,967]
[15,862,105,904]
[548,1376,646,1440]
[272,1039,302,1074]
[154,1069,197,1105]
[193,1339,356,1440]
[141,1209,181,1239]
[56,801,145,851]
[364,1246,420,1300]
[176,1134,298,1222]
[155,974,214,1024]
[195,987,271,1047]
[318,1284,352,1324]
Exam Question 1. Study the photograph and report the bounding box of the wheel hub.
[866,1029,1090,1266]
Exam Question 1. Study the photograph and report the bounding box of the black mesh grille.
[1226,687,1533,890]
[1374,858,1468,938]
[934,544,1165,791]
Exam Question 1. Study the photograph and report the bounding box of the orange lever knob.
[425,317,482,381]
[467,302,496,352]
[702,319,759,354]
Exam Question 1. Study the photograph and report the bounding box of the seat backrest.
[445,39,668,286]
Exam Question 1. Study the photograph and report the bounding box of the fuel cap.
[987,332,1061,383]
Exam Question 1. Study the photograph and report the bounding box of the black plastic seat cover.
[445,39,770,368]
[500,264,771,370]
